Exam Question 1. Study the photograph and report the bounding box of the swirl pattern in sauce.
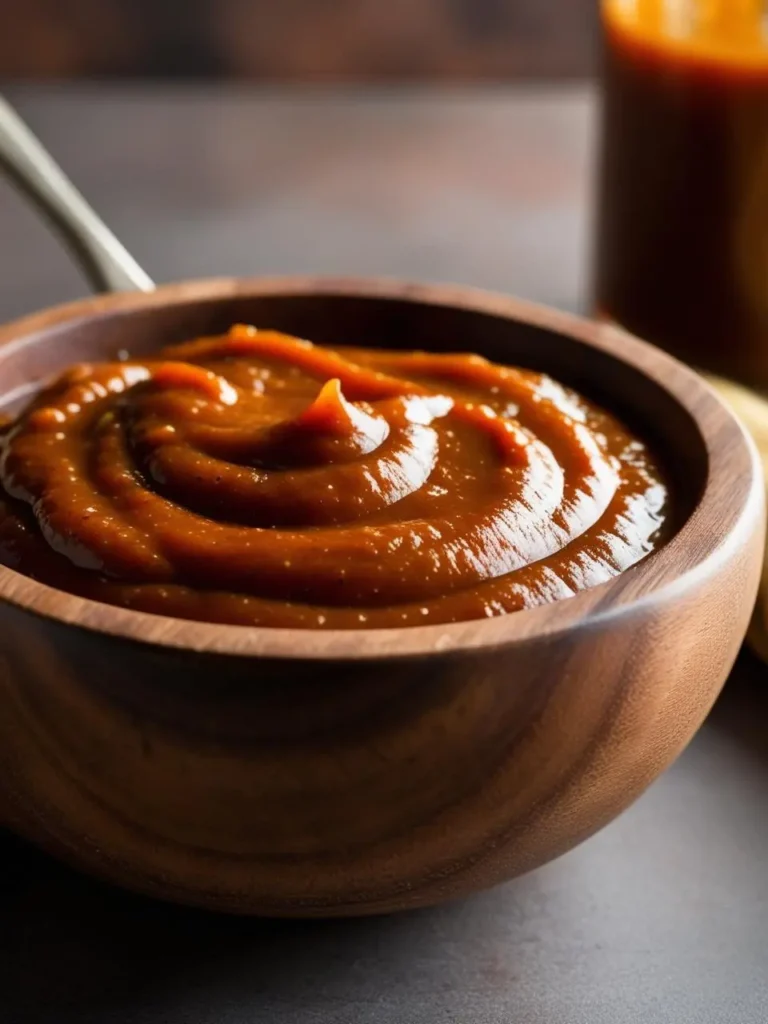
[0,326,669,628]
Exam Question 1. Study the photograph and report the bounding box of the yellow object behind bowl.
[705,374,768,663]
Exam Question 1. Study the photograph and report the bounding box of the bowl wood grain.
[0,278,762,916]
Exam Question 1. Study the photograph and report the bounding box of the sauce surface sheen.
[0,326,669,629]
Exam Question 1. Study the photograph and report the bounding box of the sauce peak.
[0,327,669,629]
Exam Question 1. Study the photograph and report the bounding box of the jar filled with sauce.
[595,0,768,388]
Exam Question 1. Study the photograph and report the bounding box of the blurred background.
[1,0,596,80]
[0,1,598,323]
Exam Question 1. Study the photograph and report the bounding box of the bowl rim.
[0,275,761,660]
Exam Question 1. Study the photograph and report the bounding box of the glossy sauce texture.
[0,327,668,628]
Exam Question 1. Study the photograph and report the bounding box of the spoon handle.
[0,95,154,294]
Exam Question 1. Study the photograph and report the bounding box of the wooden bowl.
[0,278,762,917]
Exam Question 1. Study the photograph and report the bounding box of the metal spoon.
[0,94,154,294]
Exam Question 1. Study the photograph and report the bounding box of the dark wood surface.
[0,86,593,321]
[1,85,768,1022]
[0,0,596,80]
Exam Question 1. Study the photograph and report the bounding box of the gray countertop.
[1,85,767,1024]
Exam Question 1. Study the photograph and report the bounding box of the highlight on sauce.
[0,326,669,629]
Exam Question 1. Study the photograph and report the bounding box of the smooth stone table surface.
[1,84,767,1024]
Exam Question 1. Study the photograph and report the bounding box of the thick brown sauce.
[0,326,669,629]
[596,0,768,388]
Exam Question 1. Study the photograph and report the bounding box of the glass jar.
[594,0,768,388]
